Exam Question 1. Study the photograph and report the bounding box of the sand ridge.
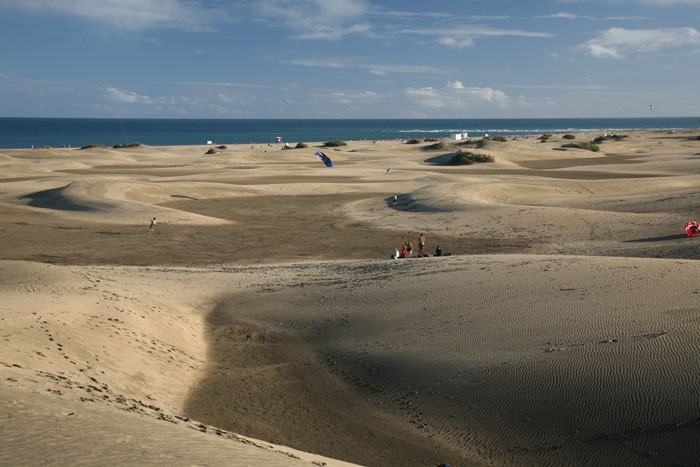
[2,130,700,465]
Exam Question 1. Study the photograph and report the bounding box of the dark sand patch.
[185,307,473,467]
[0,194,530,266]
[517,154,641,170]
[421,168,663,180]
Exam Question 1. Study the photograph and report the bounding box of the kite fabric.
[314,150,333,167]
[685,221,699,237]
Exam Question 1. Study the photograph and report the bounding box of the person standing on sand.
[418,233,425,257]
[149,217,156,234]
[393,194,398,206]
[408,242,413,258]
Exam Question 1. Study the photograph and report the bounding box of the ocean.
[1,117,699,149]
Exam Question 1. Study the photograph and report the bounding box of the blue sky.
[1,0,699,118]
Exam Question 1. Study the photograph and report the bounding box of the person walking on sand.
[149,217,156,234]
[418,233,425,257]
[393,194,398,206]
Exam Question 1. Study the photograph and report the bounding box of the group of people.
[392,233,443,259]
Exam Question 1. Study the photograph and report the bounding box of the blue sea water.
[1,117,699,149]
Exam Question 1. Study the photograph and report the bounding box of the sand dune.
[2,130,700,466]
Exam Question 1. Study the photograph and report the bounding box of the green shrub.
[216,145,227,149]
[562,142,600,152]
[295,142,308,149]
[593,134,629,143]
[485,135,507,142]
[450,150,494,165]
[406,139,421,144]
[80,144,107,150]
[424,138,439,142]
[205,148,217,155]
[41,146,53,149]
[426,141,445,150]
[539,134,552,142]
[324,140,347,147]
[113,143,142,149]
[562,134,576,140]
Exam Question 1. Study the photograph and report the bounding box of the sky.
[1,0,699,119]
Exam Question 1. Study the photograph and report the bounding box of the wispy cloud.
[581,27,700,58]
[603,16,653,20]
[252,0,371,40]
[437,37,475,49]
[0,0,231,31]
[446,81,509,104]
[105,87,152,104]
[501,84,607,91]
[404,81,509,110]
[539,12,594,20]
[394,25,555,49]
[287,58,444,75]
[173,81,276,89]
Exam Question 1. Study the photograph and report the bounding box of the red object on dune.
[685,221,699,237]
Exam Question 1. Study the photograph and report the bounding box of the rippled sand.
[2,131,700,466]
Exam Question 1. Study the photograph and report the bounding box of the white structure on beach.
[451,131,469,140]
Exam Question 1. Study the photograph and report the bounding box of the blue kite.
[314,150,333,167]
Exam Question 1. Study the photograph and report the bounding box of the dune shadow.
[423,153,454,166]
[22,186,94,212]
[624,233,688,243]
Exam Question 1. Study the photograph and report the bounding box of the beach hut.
[451,131,468,141]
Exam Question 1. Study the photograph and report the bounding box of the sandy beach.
[2,131,700,466]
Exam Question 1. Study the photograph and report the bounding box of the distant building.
[451,131,468,140]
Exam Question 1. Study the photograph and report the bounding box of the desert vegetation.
[450,150,494,165]
[562,142,600,152]
[425,141,446,150]
[324,140,347,147]
[593,134,628,143]
[484,135,507,142]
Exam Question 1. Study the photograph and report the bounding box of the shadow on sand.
[624,233,688,243]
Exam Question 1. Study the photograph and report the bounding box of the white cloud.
[603,16,653,20]
[455,86,509,105]
[1,0,227,31]
[105,87,151,104]
[405,86,437,97]
[398,25,555,48]
[406,82,509,109]
[174,81,275,89]
[253,0,371,40]
[438,37,475,48]
[539,12,593,19]
[287,58,443,76]
[581,27,700,58]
